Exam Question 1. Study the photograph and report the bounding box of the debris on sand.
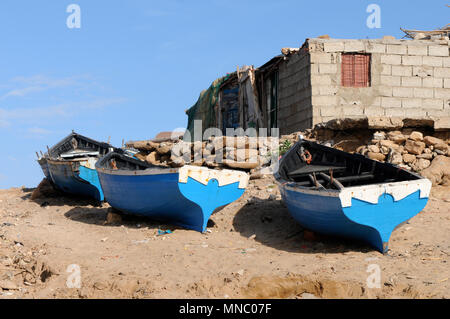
[31,178,58,200]
[157,229,172,236]
[105,209,123,225]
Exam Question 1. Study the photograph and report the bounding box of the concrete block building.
[276,37,450,134]
[186,36,450,136]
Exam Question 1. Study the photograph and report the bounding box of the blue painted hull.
[279,185,429,253]
[47,160,104,201]
[97,169,246,232]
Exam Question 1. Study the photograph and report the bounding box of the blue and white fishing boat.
[96,152,249,232]
[274,138,431,253]
[45,132,115,201]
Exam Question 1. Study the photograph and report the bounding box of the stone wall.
[277,37,450,133]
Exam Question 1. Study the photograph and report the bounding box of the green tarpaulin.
[185,74,231,140]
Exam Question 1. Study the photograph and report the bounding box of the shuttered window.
[341,53,371,87]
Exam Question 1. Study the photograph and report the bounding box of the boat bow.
[178,165,248,231]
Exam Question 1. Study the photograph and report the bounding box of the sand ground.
[0,176,449,299]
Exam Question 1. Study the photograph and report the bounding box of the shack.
[186,35,450,137]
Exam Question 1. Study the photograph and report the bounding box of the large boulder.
[224,161,259,170]
[434,143,449,154]
[411,158,431,172]
[367,152,385,161]
[387,131,407,144]
[373,131,386,140]
[403,154,416,163]
[404,140,426,155]
[388,151,403,165]
[409,131,423,141]
[368,145,380,153]
[423,136,445,146]
[145,152,160,165]
[129,140,159,151]
[420,156,450,186]
[379,140,397,148]
[417,153,433,160]
[156,142,172,155]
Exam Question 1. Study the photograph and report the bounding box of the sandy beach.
[0,176,449,299]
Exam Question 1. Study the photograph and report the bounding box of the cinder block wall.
[278,38,450,133]
[277,49,312,135]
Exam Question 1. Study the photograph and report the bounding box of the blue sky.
[0,0,448,188]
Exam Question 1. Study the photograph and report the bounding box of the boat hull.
[275,139,432,253]
[47,159,104,201]
[37,158,51,181]
[278,181,430,253]
[97,166,248,232]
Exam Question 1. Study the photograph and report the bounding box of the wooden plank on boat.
[336,173,375,184]
[308,173,325,189]
[288,164,346,178]
[319,172,345,190]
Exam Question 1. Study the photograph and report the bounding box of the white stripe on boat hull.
[178,165,249,189]
[277,178,431,208]
[339,179,431,207]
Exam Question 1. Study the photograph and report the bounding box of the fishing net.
[185,74,231,140]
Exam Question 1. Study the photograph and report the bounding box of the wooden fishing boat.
[274,138,431,253]
[45,132,115,201]
[95,152,249,232]
[37,155,51,181]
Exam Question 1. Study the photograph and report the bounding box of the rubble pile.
[125,135,297,171]
[0,235,54,295]
[356,130,450,185]
[126,126,449,185]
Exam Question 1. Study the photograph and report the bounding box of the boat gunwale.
[98,166,180,176]
[47,157,101,165]
[48,132,113,158]
[95,152,250,183]
[275,176,431,198]
[95,152,180,176]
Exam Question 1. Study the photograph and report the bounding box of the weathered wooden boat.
[95,152,249,232]
[37,154,51,181]
[46,132,115,201]
[274,138,431,253]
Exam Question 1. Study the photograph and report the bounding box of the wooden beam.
[319,172,344,190]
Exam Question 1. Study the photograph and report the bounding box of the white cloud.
[0,98,127,127]
[28,127,52,135]
[0,75,92,100]
[81,98,128,110]
[0,104,70,121]
[0,74,127,132]
[11,74,83,87]
[1,86,48,99]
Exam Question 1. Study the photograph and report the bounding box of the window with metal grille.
[341,53,371,87]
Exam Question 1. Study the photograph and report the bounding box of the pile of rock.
[356,130,450,184]
[126,136,286,171]
[125,128,450,185]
